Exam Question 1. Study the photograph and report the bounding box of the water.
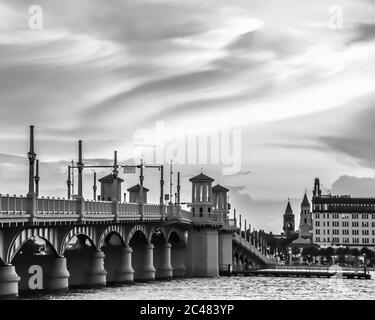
[21,272,375,300]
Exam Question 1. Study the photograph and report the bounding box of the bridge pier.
[218,232,232,275]
[171,243,186,277]
[154,242,173,280]
[0,265,20,298]
[187,228,219,277]
[237,258,242,271]
[232,257,237,271]
[44,256,70,292]
[132,242,156,281]
[65,248,107,288]
[103,246,134,284]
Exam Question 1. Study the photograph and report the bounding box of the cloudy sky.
[1,0,375,233]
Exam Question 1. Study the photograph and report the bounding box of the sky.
[1,0,375,233]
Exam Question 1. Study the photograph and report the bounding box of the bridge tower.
[186,173,222,277]
[98,151,123,202]
[212,184,233,275]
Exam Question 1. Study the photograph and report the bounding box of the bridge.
[0,126,271,297]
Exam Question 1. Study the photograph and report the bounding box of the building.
[282,200,295,238]
[291,193,314,247]
[312,178,375,248]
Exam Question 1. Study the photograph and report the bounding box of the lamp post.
[363,253,367,274]
[288,247,292,265]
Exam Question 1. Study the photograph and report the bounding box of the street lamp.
[288,247,292,266]
[363,253,367,274]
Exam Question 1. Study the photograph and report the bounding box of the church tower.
[299,193,313,241]
[283,200,295,238]
[313,178,322,198]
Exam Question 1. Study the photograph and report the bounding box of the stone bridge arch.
[6,228,59,265]
[97,225,126,249]
[59,225,98,255]
[166,228,186,246]
[126,224,149,245]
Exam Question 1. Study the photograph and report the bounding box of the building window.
[352,222,359,227]
[332,238,339,243]
[333,213,339,219]
[363,238,369,244]
[315,213,320,219]
[315,230,320,235]
[353,238,360,244]
[343,230,349,235]
[343,238,349,243]
[333,229,339,235]
[372,222,375,227]
[316,237,320,242]
[342,221,349,227]
[362,214,369,219]
[333,221,339,227]
[208,207,211,213]
[362,230,369,235]
[352,230,359,235]
[352,213,358,219]
[315,221,320,227]
[362,222,369,227]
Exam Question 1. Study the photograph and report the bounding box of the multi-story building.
[312,178,375,248]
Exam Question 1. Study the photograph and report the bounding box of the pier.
[231,265,371,279]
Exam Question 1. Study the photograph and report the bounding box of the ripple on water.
[20,273,375,300]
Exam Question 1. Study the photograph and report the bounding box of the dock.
[231,266,371,279]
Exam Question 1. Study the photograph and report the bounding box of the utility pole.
[93,172,97,200]
[169,160,173,205]
[34,159,40,198]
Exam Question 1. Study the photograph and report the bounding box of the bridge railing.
[233,233,272,264]
[84,200,113,216]
[117,202,139,217]
[0,194,189,223]
[37,197,78,215]
[0,194,29,215]
[143,203,163,216]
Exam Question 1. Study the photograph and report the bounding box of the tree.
[351,248,360,256]
[301,247,312,258]
[326,247,335,265]
[336,247,347,264]
[351,248,360,266]
[292,247,301,256]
